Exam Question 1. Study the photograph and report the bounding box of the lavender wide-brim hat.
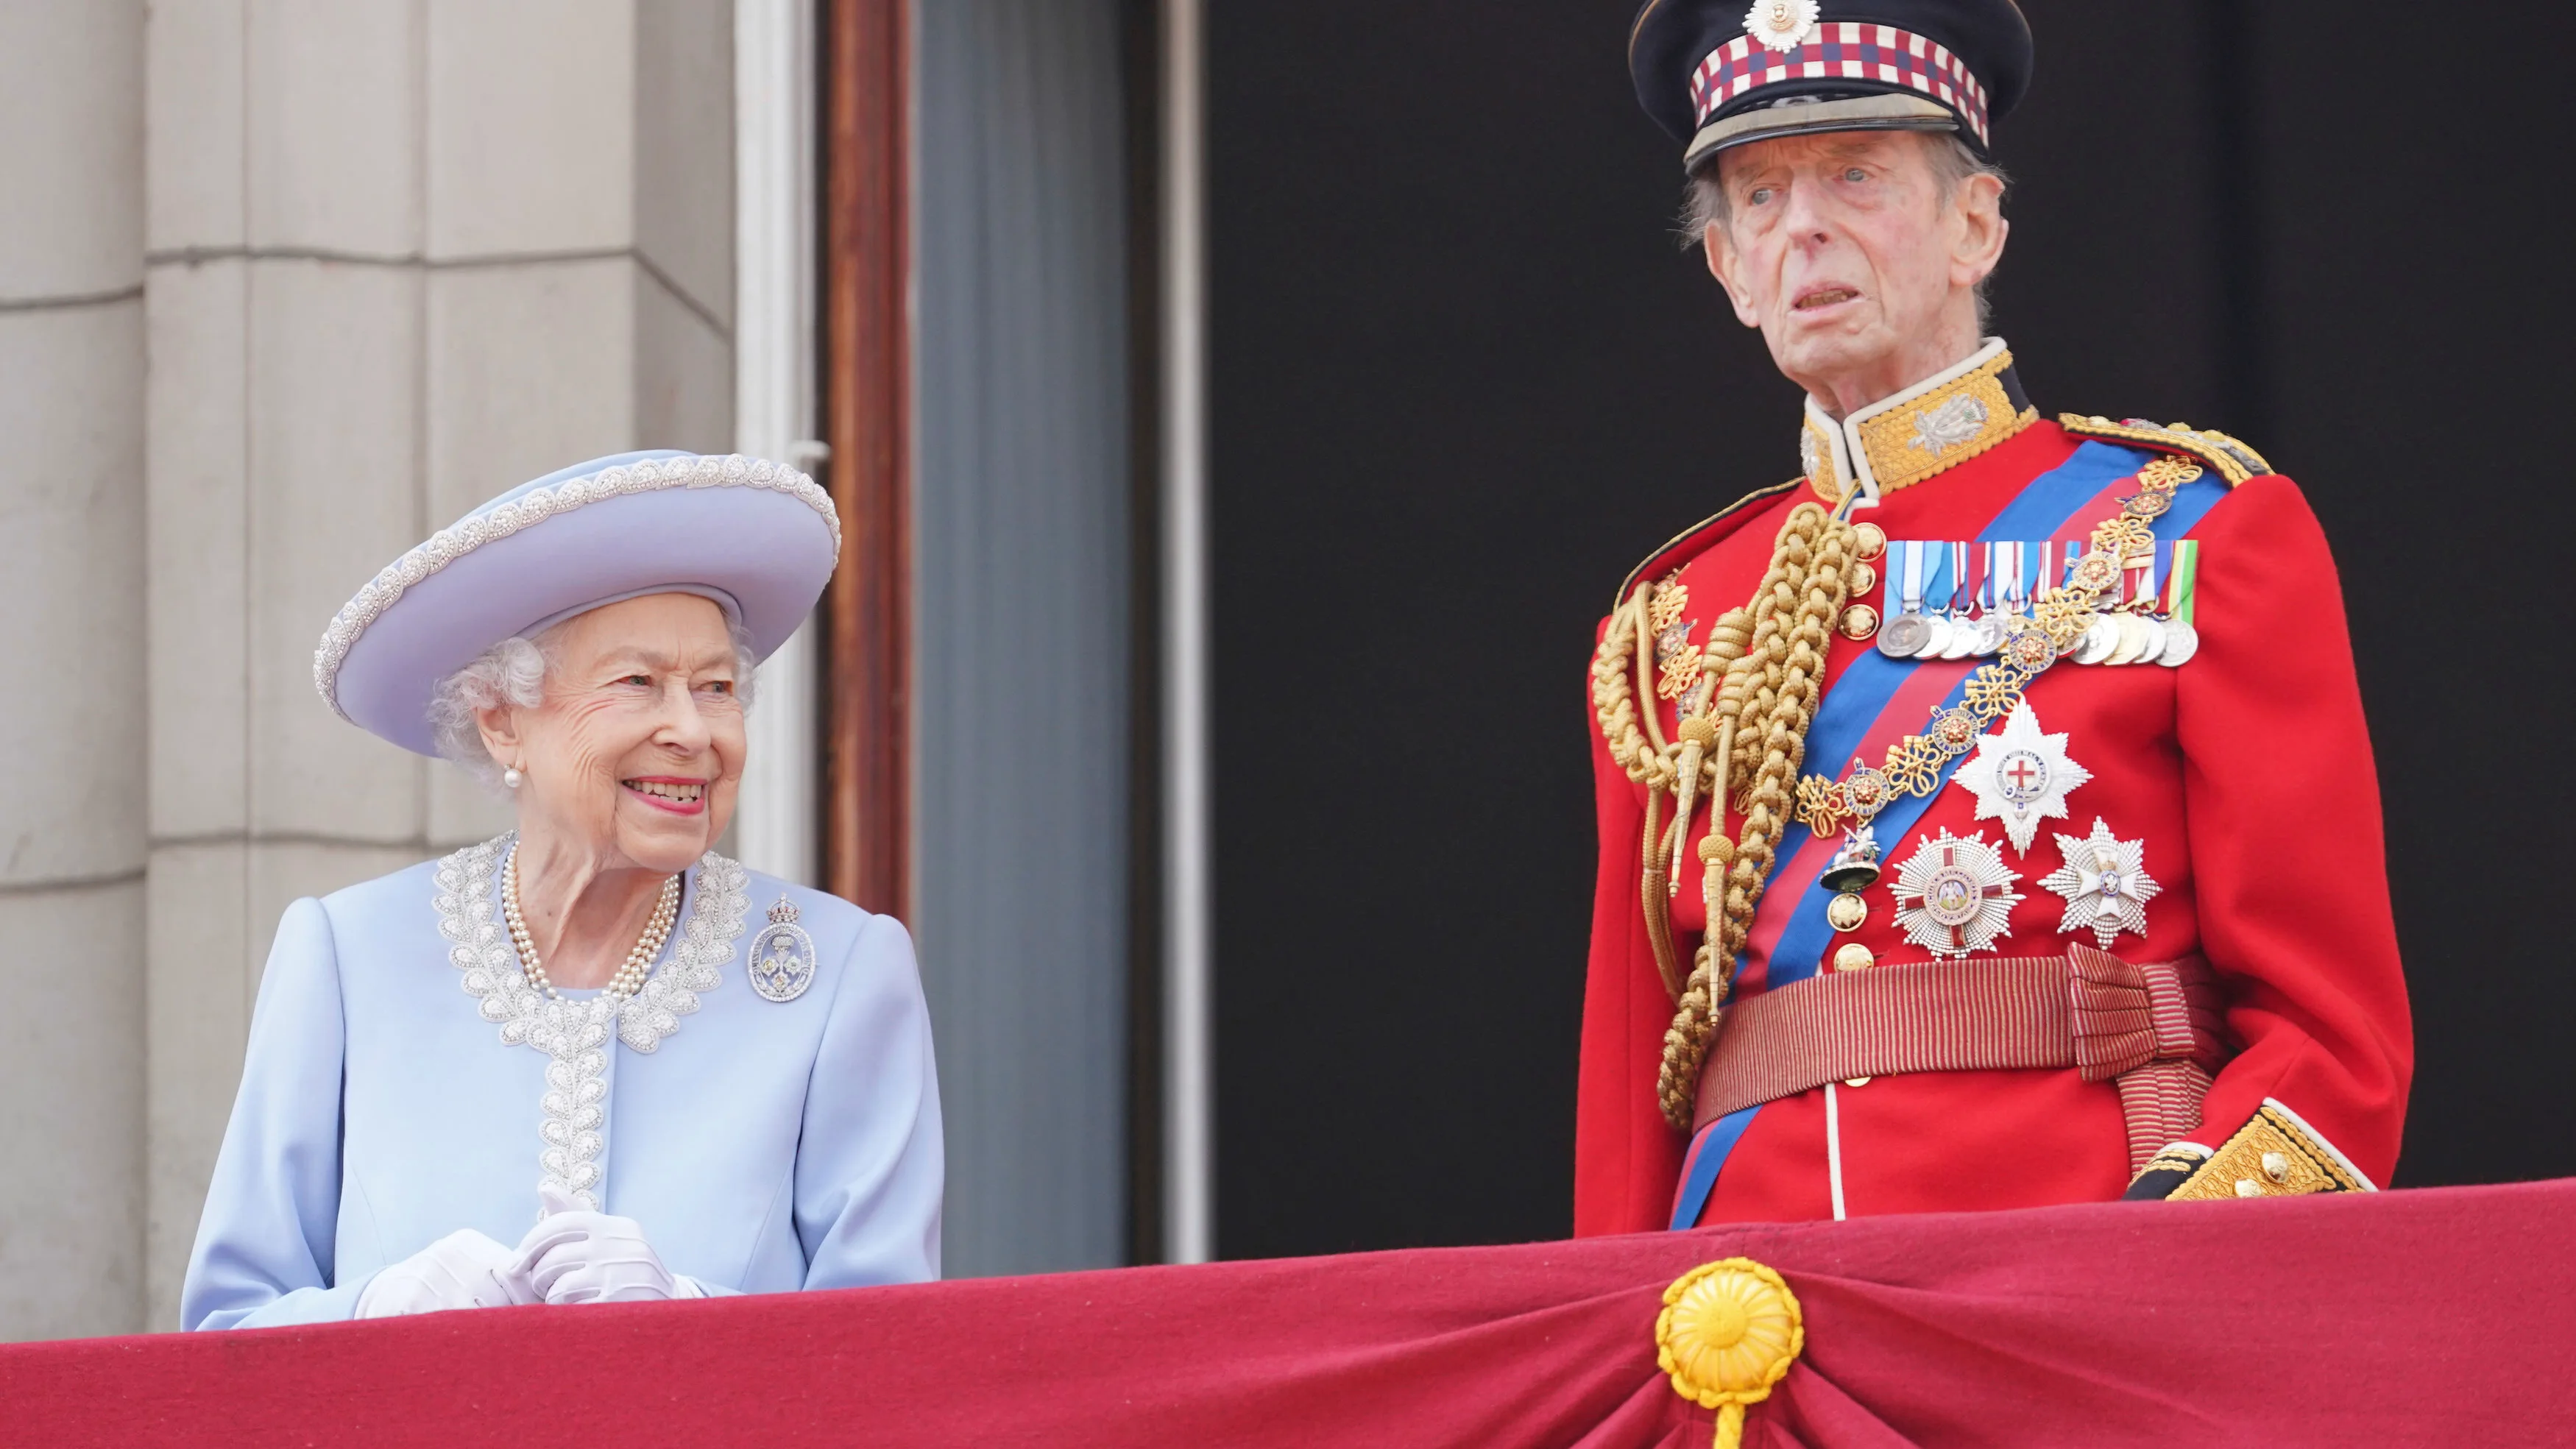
[316,450,841,757]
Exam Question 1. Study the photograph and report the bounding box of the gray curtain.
[913,0,1133,1277]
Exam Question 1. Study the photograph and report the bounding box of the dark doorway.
[1203,0,2576,1258]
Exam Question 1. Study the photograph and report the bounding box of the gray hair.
[1682,130,2009,326]
[427,619,760,789]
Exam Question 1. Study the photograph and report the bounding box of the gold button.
[1850,521,1887,561]
[1847,562,1878,596]
[1832,948,1873,1082]
[2234,1178,2264,1198]
[2261,1152,2290,1184]
[1825,893,1867,932]
[1838,603,1879,641]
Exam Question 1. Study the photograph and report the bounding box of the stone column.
[141,0,732,1331]
[0,1,148,1344]
[144,0,437,1336]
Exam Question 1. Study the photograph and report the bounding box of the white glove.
[512,1185,700,1305]
[354,1229,538,1318]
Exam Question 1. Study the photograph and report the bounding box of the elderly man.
[1577,0,2410,1234]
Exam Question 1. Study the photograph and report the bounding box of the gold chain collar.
[1792,453,2206,842]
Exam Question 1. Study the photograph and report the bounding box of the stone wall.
[0,1,149,1345]
[0,0,735,1341]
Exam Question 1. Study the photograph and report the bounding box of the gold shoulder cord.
[1593,489,1858,1129]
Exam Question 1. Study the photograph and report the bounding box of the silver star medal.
[1890,829,2024,959]
[747,897,816,1003]
[2040,818,2160,949]
[1948,699,2092,854]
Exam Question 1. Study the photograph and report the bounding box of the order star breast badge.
[1949,699,2092,854]
[2040,818,2159,948]
[1891,829,2023,959]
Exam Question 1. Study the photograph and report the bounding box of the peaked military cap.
[1631,0,2033,171]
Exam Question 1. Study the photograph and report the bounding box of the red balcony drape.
[10,1180,2568,1447]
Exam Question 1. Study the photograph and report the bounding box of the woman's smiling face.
[483,592,748,874]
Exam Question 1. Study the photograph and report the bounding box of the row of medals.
[1838,552,2199,667]
[1818,531,2179,992]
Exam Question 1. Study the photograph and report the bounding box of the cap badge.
[1744,0,1820,52]
[747,896,817,1003]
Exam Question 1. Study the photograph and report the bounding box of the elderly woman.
[181,451,942,1328]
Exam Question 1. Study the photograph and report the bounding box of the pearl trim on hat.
[313,453,838,723]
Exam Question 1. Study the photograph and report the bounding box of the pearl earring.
[503,765,523,790]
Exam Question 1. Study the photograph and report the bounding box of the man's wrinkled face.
[1704,130,2000,400]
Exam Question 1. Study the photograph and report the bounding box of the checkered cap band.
[1689,24,1990,145]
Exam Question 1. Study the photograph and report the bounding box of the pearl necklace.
[501,849,682,1004]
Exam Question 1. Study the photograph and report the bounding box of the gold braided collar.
[1800,339,2038,504]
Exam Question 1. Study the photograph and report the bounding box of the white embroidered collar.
[431,833,751,1208]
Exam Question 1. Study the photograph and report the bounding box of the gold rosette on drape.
[1655,1258,1805,1448]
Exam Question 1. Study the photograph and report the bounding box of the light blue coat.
[182,840,943,1330]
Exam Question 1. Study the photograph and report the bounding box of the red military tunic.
[1573,346,2413,1234]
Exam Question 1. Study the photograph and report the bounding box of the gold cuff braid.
[2164,1101,2372,1202]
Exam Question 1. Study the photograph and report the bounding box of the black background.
[1203,0,2576,1258]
